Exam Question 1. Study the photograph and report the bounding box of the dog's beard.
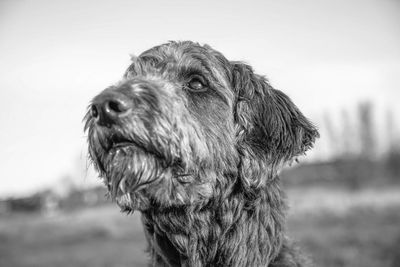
[90,137,218,211]
[85,113,226,211]
[108,146,161,190]
[92,142,168,211]
[88,129,198,211]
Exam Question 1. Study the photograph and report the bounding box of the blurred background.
[1,0,399,266]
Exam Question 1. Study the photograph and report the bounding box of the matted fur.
[84,41,319,266]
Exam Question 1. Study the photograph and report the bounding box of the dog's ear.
[231,62,319,186]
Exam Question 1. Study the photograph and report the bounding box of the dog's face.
[84,41,318,212]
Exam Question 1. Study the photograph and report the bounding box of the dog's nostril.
[106,99,130,115]
[107,100,127,114]
[91,105,99,118]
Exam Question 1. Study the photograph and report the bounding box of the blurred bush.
[385,150,400,178]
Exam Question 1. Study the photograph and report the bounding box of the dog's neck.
[141,177,286,267]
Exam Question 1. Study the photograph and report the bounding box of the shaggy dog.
[84,41,319,267]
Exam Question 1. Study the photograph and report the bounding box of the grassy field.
[1,187,400,267]
[287,187,400,267]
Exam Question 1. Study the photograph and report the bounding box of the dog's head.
[84,41,318,212]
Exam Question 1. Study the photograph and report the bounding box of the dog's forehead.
[131,42,231,84]
[142,42,225,64]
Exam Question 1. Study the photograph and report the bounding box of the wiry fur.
[84,41,319,266]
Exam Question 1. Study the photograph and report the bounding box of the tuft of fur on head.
[84,41,319,266]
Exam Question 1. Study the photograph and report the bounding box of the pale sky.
[1,0,399,196]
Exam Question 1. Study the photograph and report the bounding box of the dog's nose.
[91,93,132,126]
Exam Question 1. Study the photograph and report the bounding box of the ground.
[1,187,400,267]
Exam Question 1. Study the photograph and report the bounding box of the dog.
[84,41,319,266]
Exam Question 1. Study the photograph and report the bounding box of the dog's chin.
[89,133,203,211]
[94,143,165,208]
[97,142,194,211]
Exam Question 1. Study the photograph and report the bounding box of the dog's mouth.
[104,133,161,175]
[107,133,143,153]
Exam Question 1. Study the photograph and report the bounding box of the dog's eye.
[187,76,207,92]
[189,79,204,90]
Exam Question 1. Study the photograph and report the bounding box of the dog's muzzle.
[85,79,180,208]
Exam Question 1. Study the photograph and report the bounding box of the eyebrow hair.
[179,65,207,78]
[180,52,225,79]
